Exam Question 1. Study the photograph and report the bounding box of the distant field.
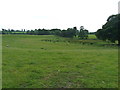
[88,34,97,39]
[2,35,118,88]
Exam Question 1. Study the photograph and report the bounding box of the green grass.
[2,35,118,88]
[88,34,97,39]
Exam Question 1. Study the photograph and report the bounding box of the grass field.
[2,35,118,88]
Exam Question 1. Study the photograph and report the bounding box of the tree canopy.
[78,26,88,39]
[95,14,120,45]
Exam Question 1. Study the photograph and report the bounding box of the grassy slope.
[2,35,118,88]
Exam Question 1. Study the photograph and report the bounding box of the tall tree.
[96,14,120,45]
[78,26,88,39]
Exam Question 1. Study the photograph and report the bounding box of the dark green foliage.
[1,29,8,34]
[27,29,50,35]
[73,27,78,37]
[78,26,88,39]
[2,29,26,34]
[50,29,61,35]
[96,14,120,45]
[61,28,76,38]
[1,26,88,39]
[55,27,78,38]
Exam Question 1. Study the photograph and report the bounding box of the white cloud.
[0,0,119,31]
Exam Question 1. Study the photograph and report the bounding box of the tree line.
[1,26,89,39]
[1,13,119,45]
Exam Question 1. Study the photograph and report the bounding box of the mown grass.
[2,35,118,88]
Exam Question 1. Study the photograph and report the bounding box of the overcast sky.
[0,0,119,32]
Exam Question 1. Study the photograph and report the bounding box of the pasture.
[2,35,118,88]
